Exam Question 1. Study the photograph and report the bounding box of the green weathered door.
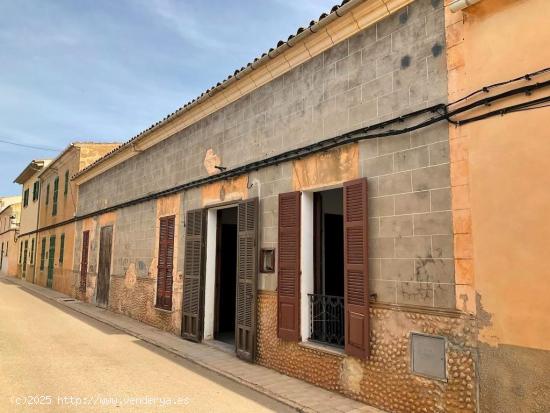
[47,236,56,288]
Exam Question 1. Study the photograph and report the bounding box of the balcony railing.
[308,293,344,347]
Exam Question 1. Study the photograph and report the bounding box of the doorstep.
[1,276,385,413]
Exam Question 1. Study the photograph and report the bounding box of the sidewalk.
[2,276,383,413]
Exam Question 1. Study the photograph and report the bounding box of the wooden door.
[22,240,28,278]
[80,231,90,292]
[182,209,206,342]
[96,226,113,308]
[47,236,55,288]
[235,199,258,361]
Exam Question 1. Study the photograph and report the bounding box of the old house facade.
[0,200,21,277]
[15,0,544,412]
[13,159,51,281]
[34,143,119,294]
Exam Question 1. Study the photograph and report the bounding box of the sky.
[0,0,336,196]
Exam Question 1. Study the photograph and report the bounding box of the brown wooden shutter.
[343,178,370,359]
[80,231,90,292]
[156,216,175,310]
[236,198,258,361]
[277,191,301,341]
[182,209,206,342]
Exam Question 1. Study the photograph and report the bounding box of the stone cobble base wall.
[256,292,476,413]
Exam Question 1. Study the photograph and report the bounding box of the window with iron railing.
[308,293,345,348]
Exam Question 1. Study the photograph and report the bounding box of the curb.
[2,277,312,413]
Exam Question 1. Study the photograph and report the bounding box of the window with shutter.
[343,178,370,359]
[52,176,59,216]
[156,216,175,311]
[64,170,69,196]
[277,191,301,341]
[80,231,90,292]
[33,181,39,201]
[59,234,65,263]
[23,189,29,207]
[40,238,46,270]
[182,209,206,342]
[236,198,258,361]
[30,239,35,265]
[46,183,50,206]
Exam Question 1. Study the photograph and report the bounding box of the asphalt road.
[0,279,294,413]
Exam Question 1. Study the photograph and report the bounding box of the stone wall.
[78,0,448,216]
[257,292,477,413]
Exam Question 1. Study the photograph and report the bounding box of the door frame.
[204,202,240,343]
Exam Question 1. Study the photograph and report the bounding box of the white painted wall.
[204,209,217,340]
[300,191,314,342]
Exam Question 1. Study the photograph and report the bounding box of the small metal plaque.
[411,333,446,381]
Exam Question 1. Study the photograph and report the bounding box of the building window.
[30,238,35,265]
[59,234,65,263]
[64,170,69,196]
[156,215,175,310]
[52,176,59,216]
[40,238,46,270]
[33,181,40,201]
[23,189,29,207]
[46,183,50,206]
[19,241,23,264]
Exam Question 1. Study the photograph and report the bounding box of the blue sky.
[0,0,336,196]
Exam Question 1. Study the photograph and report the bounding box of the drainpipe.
[449,0,482,12]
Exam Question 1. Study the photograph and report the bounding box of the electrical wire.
[447,67,550,107]
[0,139,61,152]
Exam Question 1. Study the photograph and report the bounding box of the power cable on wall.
[16,67,550,236]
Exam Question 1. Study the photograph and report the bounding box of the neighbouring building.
[33,143,119,294]
[25,0,546,412]
[13,159,52,281]
[0,200,21,277]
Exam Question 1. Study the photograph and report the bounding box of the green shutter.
[59,234,65,263]
[23,189,29,207]
[33,181,39,201]
[46,184,50,206]
[30,239,35,265]
[64,170,69,196]
[52,176,59,216]
[40,238,46,270]
[19,242,23,264]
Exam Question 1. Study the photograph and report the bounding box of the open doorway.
[214,207,238,346]
[311,188,345,347]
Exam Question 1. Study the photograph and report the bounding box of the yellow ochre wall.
[445,0,550,411]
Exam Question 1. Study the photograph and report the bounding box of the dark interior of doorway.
[215,207,238,346]
[312,188,345,347]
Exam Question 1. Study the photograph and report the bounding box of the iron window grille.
[308,293,345,347]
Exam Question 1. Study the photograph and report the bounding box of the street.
[0,279,294,412]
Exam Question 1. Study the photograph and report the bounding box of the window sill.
[154,306,174,314]
[298,340,346,357]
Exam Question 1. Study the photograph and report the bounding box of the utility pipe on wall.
[449,0,482,12]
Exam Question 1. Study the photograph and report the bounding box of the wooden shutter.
[277,191,301,341]
[343,178,370,359]
[156,216,175,310]
[182,209,206,342]
[80,231,89,292]
[236,198,258,361]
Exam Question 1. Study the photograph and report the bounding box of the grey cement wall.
[77,0,452,308]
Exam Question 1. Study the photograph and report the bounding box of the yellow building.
[0,200,21,277]
[34,143,119,294]
[14,160,51,281]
